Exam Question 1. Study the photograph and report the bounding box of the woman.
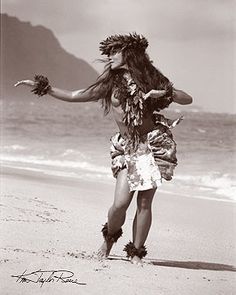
[15,33,192,265]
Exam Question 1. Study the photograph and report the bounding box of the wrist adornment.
[31,75,51,96]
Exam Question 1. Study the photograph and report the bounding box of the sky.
[2,0,236,113]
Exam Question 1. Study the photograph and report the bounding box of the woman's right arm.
[14,80,100,102]
[50,87,100,102]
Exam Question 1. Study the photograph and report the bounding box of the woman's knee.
[113,169,134,213]
[137,190,155,210]
[111,200,129,214]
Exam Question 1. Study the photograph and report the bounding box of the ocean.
[1,97,236,202]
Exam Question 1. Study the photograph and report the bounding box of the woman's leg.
[131,188,156,264]
[98,168,134,257]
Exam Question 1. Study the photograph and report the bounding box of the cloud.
[2,0,234,40]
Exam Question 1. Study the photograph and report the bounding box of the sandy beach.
[0,166,235,295]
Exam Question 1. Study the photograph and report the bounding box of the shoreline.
[2,163,235,204]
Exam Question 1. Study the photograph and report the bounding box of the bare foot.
[131,255,143,266]
[97,240,114,259]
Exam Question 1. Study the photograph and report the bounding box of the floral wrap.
[110,114,182,192]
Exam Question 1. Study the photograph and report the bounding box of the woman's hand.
[14,80,36,88]
[143,89,166,101]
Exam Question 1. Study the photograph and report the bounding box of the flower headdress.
[99,33,148,56]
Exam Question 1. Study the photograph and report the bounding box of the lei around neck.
[113,70,145,149]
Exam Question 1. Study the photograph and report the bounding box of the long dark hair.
[86,48,172,115]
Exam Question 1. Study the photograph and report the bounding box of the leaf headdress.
[99,33,148,56]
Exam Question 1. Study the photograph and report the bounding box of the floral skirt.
[110,120,179,192]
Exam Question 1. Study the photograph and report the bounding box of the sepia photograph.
[1,0,235,294]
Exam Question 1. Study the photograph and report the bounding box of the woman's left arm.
[173,88,193,105]
[144,88,193,105]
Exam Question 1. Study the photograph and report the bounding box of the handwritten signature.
[11,269,87,287]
